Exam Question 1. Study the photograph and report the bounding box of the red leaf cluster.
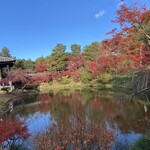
[0,117,30,143]
[11,70,28,84]
[35,61,48,73]
[112,2,146,26]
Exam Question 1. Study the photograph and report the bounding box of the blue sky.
[0,0,149,60]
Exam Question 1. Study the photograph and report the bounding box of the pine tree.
[50,44,67,71]
[0,47,11,57]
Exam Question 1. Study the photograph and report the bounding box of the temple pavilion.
[0,56,16,81]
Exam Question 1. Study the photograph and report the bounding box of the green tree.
[12,59,26,70]
[12,59,35,70]
[24,59,35,71]
[83,42,100,60]
[0,47,11,57]
[138,10,150,47]
[35,57,45,64]
[81,70,93,83]
[50,44,67,71]
[71,44,81,56]
[44,56,52,71]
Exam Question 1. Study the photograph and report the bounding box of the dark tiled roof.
[0,56,16,62]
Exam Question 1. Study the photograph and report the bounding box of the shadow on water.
[1,88,150,149]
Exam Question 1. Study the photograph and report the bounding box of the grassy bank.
[38,74,132,93]
[38,80,87,93]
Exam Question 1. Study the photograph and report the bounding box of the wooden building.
[0,56,16,81]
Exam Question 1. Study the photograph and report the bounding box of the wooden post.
[0,68,3,79]
[6,65,9,76]
[0,69,2,82]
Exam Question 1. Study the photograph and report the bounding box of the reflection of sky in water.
[117,131,141,144]
[106,121,142,145]
[114,130,142,148]
[20,111,56,134]
[19,112,56,149]
[111,131,142,150]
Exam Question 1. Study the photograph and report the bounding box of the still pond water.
[2,89,150,149]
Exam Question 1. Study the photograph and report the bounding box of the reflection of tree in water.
[15,90,150,134]
[33,91,114,149]
[12,89,150,149]
[89,96,150,134]
[33,90,149,149]
[34,114,114,150]
[0,116,30,149]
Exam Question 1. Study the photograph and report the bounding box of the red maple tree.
[88,2,150,76]
[35,61,48,73]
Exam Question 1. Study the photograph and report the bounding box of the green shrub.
[96,83,113,90]
[112,74,131,87]
[97,73,113,84]
[81,71,93,84]
[59,77,71,84]
[96,83,105,90]
[105,84,113,89]
[130,134,150,150]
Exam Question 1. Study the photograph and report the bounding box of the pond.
[1,89,150,149]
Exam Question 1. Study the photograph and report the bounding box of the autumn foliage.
[35,61,48,72]
[87,2,150,77]
[0,117,30,145]
[35,119,114,150]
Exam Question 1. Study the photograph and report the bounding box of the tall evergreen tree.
[50,44,67,71]
[83,42,100,60]
[0,47,12,57]
[24,59,35,71]
[71,44,81,56]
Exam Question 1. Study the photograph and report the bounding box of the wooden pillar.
[6,65,9,73]
[0,68,2,82]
